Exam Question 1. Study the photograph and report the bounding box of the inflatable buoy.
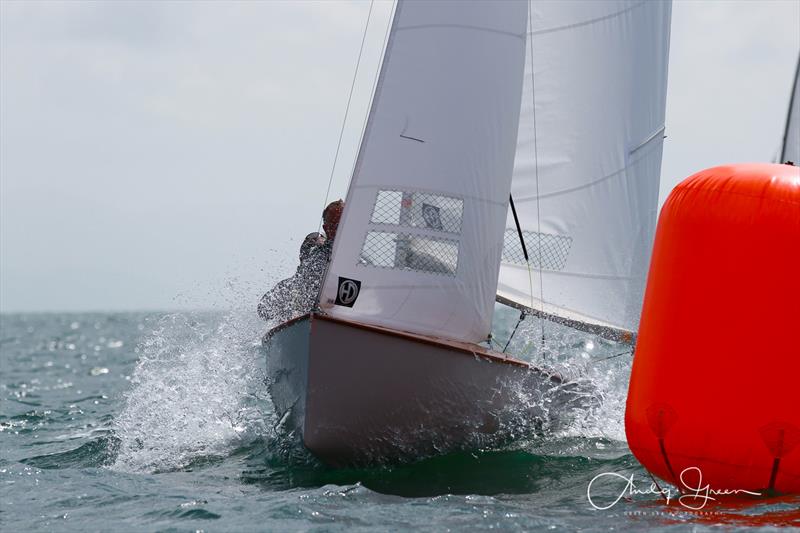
[626,163,800,494]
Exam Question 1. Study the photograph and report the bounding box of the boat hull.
[265,313,582,467]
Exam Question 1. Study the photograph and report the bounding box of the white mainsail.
[497,0,673,339]
[319,0,529,343]
[781,55,800,164]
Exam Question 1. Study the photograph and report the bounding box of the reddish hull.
[265,313,587,467]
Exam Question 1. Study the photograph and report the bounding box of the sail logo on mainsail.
[421,203,443,231]
[335,277,361,307]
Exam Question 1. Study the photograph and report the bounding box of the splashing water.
[4,311,796,530]
[110,250,323,473]
[112,309,272,473]
[111,286,632,474]
[493,307,634,444]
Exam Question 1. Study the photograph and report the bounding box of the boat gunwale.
[264,312,560,381]
[263,313,311,340]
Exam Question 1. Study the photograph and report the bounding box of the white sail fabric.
[781,56,800,164]
[497,0,672,336]
[319,0,528,343]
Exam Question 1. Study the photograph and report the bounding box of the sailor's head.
[322,200,344,240]
[299,232,322,262]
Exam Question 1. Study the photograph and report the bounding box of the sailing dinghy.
[264,0,672,467]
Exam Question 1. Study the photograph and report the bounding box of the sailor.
[316,198,343,263]
[257,200,344,322]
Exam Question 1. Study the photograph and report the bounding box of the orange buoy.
[626,163,800,495]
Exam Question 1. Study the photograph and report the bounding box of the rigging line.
[508,194,529,261]
[509,192,535,350]
[526,263,536,343]
[527,0,545,348]
[317,0,375,236]
[314,0,396,310]
[343,0,396,195]
[588,349,633,365]
[502,310,526,353]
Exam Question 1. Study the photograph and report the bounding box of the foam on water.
[111,308,273,473]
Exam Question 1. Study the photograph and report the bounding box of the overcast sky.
[1,0,798,313]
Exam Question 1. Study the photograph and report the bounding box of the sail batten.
[396,24,525,40]
[528,0,646,37]
[498,0,673,336]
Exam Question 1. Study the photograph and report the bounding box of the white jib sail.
[497,0,672,338]
[319,0,529,344]
[781,55,800,164]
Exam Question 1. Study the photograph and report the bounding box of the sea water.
[1,309,798,531]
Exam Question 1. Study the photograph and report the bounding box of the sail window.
[359,231,459,277]
[370,190,464,235]
[502,229,572,271]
